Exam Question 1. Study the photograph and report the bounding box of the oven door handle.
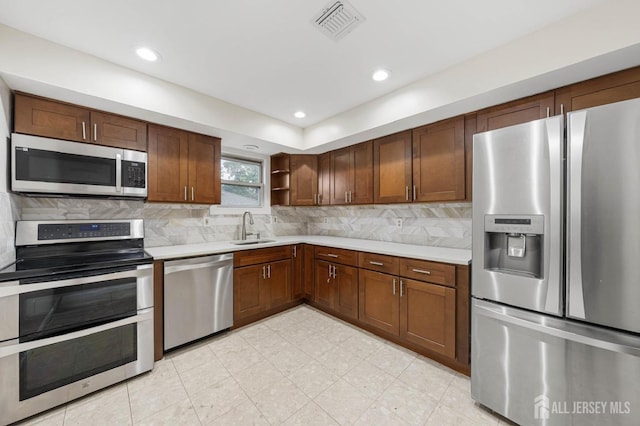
[0,264,153,297]
[0,307,153,358]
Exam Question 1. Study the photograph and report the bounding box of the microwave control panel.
[122,161,146,188]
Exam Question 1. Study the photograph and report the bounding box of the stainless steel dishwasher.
[163,253,233,350]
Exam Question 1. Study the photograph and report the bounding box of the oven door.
[0,309,153,425]
[0,264,153,424]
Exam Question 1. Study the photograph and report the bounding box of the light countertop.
[146,235,471,265]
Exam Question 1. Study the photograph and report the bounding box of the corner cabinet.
[147,124,221,204]
[412,116,465,202]
[14,92,147,151]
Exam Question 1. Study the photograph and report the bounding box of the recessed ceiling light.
[294,111,306,118]
[136,47,159,62]
[243,144,259,150]
[372,69,389,81]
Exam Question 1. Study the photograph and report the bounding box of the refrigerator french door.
[471,98,640,426]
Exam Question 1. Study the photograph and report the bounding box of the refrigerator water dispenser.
[484,215,544,279]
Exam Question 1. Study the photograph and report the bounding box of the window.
[220,156,264,207]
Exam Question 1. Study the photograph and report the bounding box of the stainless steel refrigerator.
[471,98,640,426]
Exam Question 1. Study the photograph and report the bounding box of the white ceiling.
[0,0,605,128]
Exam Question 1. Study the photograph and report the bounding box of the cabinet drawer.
[399,258,456,287]
[314,246,357,266]
[358,252,399,275]
[234,245,292,267]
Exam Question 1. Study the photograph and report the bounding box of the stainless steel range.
[0,219,154,425]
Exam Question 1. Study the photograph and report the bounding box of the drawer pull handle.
[412,268,431,275]
[369,261,384,266]
[325,253,338,258]
[393,278,396,295]
[400,280,404,297]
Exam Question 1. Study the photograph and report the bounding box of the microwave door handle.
[115,153,122,192]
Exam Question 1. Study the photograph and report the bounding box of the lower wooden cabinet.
[359,269,456,358]
[314,259,358,320]
[400,278,456,358]
[233,246,293,324]
[358,269,400,335]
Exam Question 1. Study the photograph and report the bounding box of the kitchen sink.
[229,239,276,245]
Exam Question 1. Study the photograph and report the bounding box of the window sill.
[209,205,272,216]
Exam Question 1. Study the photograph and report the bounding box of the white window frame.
[209,150,272,216]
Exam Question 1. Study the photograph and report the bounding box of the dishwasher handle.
[164,253,234,274]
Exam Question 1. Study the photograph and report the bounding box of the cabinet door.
[14,93,89,142]
[400,278,456,358]
[267,259,292,308]
[317,153,331,206]
[412,116,465,202]
[359,270,399,335]
[292,245,304,300]
[147,124,189,202]
[303,245,315,300]
[91,111,147,151]
[330,147,351,205]
[334,264,358,320]
[314,260,334,310]
[476,91,555,133]
[555,66,640,113]
[374,131,412,204]
[188,133,221,204]
[290,155,318,206]
[234,264,267,322]
[351,141,373,204]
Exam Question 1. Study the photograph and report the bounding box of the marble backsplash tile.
[7,197,470,251]
[0,193,20,266]
[272,203,472,249]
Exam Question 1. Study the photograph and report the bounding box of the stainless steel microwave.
[11,133,147,198]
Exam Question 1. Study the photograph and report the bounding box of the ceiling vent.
[312,0,365,42]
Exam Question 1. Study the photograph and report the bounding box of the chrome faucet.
[241,211,256,240]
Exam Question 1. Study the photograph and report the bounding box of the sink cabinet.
[233,245,294,326]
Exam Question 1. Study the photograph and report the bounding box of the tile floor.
[19,305,510,426]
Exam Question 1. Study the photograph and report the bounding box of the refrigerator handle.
[567,111,587,319]
[474,300,640,357]
[544,116,564,314]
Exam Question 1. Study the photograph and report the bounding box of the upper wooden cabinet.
[14,93,147,151]
[290,155,318,206]
[317,152,331,206]
[270,153,290,206]
[147,124,220,204]
[476,91,555,133]
[373,130,412,204]
[330,141,373,205]
[555,66,640,114]
[90,111,147,151]
[412,116,465,202]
